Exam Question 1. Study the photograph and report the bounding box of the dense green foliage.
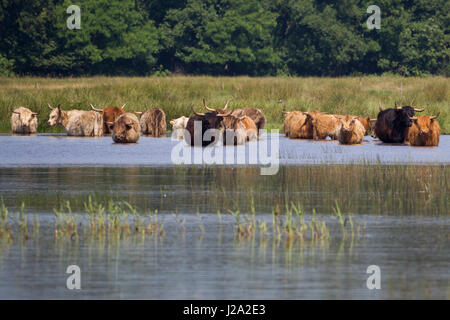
[0,0,448,76]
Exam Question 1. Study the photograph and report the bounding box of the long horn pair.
[203,99,215,112]
[191,105,205,116]
[217,110,233,117]
[90,104,103,112]
[202,98,232,111]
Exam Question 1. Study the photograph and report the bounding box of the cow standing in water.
[221,114,257,145]
[336,116,365,145]
[185,105,232,147]
[47,104,103,137]
[408,114,441,146]
[202,99,266,135]
[170,116,189,140]
[90,103,126,135]
[109,113,141,143]
[373,102,426,143]
[134,108,166,137]
[11,107,38,134]
[283,110,321,139]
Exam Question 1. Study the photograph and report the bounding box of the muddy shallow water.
[0,134,448,299]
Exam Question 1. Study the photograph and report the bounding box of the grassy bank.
[0,76,448,133]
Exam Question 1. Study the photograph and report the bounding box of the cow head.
[13,108,38,129]
[170,116,188,128]
[110,113,140,143]
[392,108,414,129]
[47,104,63,126]
[191,105,232,130]
[395,100,426,117]
[410,113,439,136]
[222,114,247,130]
[186,105,233,146]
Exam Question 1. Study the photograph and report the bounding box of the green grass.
[0,76,448,133]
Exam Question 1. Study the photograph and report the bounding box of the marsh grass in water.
[0,197,166,243]
[0,76,448,133]
[0,196,364,246]
[2,165,447,217]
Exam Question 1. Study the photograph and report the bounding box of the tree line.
[0,0,448,77]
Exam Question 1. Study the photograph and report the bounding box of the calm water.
[0,134,448,299]
[0,134,449,166]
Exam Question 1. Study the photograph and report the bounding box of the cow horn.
[12,111,20,114]
[414,106,426,112]
[31,112,39,115]
[90,104,103,112]
[134,111,143,115]
[395,101,398,108]
[369,118,377,122]
[282,111,290,114]
[430,112,440,120]
[409,116,418,121]
[217,110,233,117]
[121,103,127,109]
[48,104,55,110]
[410,99,415,107]
[378,101,383,111]
[223,98,232,110]
[191,105,205,116]
[203,99,215,112]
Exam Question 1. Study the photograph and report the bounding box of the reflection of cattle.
[203,99,266,134]
[90,103,126,135]
[222,115,257,145]
[134,108,166,137]
[110,113,140,143]
[408,114,440,146]
[170,116,189,140]
[336,116,365,145]
[373,102,425,143]
[185,105,232,146]
[309,113,340,140]
[47,104,103,137]
[11,107,38,134]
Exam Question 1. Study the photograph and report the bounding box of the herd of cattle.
[282,102,440,146]
[10,99,441,147]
